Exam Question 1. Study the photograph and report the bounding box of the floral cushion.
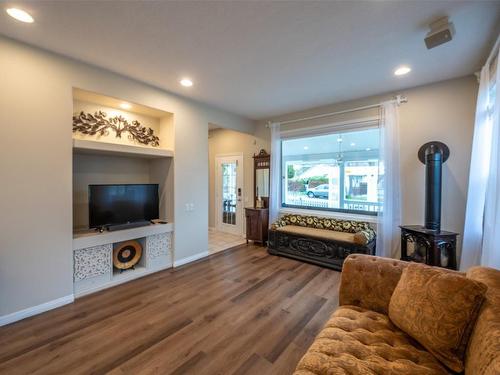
[389,263,487,372]
[271,214,376,243]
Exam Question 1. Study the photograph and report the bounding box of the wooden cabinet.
[245,207,269,246]
[247,149,270,246]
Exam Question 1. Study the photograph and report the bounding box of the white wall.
[0,36,254,318]
[257,76,478,259]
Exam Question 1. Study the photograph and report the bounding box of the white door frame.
[215,153,244,236]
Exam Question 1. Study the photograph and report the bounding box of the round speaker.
[113,240,142,270]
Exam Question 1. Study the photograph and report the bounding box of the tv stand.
[106,221,151,232]
[73,222,174,297]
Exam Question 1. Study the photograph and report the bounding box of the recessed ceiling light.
[394,66,411,76]
[303,146,309,150]
[119,102,132,110]
[337,137,343,143]
[366,148,371,151]
[6,8,34,23]
[350,142,356,147]
[180,78,193,87]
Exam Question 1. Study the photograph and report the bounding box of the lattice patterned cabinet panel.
[146,232,172,269]
[74,244,112,282]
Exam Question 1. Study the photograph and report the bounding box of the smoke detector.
[425,17,455,50]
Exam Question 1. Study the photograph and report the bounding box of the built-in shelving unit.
[73,139,174,159]
[73,224,174,297]
[73,222,174,250]
[71,88,176,298]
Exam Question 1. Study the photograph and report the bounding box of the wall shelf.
[73,222,174,250]
[73,139,174,159]
[112,265,147,282]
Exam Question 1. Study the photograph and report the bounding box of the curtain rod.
[266,95,408,127]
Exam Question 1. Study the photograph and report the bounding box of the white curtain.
[269,122,281,225]
[376,101,402,258]
[461,41,500,270]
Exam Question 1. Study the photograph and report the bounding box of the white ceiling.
[0,1,498,120]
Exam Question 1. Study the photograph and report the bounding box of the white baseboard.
[174,251,209,267]
[0,294,74,327]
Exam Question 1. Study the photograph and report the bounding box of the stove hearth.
[400,141,458,270]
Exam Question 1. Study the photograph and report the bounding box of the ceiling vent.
[425,17,455,50]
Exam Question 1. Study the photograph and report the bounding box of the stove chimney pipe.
[418,141,450,232]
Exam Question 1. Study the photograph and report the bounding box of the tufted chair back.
[340,255,500,374]
[340,254,408,315]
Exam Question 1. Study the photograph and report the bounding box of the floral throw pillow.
[388,263,487,372]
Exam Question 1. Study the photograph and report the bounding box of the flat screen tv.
[89,184,159,229]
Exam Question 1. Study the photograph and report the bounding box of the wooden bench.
[267,214,376,271]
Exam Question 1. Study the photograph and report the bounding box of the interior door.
[216,154,243,236]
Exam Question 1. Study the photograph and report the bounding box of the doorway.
[215,153,244,236]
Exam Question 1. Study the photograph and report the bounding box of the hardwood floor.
[0,244,341,375]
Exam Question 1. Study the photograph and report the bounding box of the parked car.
[306,184,329,198]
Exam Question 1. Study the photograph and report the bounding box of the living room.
[0,1,499,374]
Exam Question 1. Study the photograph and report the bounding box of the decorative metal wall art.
[73,111,160,147]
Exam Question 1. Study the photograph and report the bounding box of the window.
[281,127,382,215]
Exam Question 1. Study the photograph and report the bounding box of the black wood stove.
[400,141,458,270]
